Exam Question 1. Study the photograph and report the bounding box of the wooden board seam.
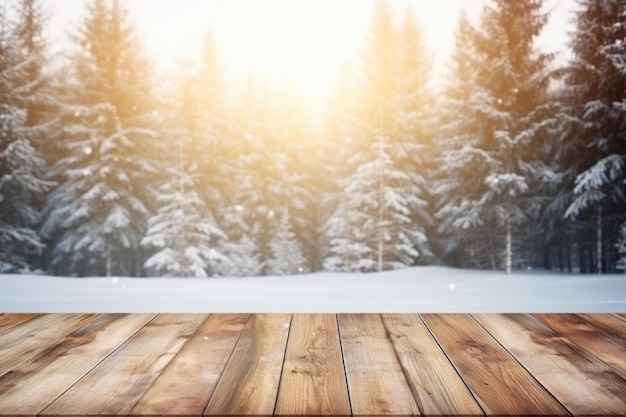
[574,314,626,348]
[131,313,216,413]
[41,313,159,415]
[201,314,247,414]
[335,313,354,417]
[418,314,486,417]
[380,314,427,416]
[271,313,294,416]
[470,314,574,416]
[611,313,626,323]
[533,314,626,382]
[0,313,41,334]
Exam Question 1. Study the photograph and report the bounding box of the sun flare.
[137,0,374,103]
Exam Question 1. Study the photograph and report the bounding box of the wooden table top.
[0,313,625,416]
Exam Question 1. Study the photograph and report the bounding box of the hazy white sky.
[43,0,573,97]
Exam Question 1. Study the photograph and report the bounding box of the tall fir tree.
[266,209,308,276]
[435,1,555,273]
[433,11,488,268]
[0,1,53,272]
[562,0,626,273]
[142,61,227,277]
[222,69,313,274]
[42,0,157,276]
[324,2,432,272]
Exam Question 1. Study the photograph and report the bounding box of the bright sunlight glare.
[47,0,568,104]
[136,0,377,101]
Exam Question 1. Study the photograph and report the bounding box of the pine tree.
[141,143,227,277]
[435,1,554,273]
[267,209,308,276]
[433,11,487,268]
[323,2,431,272]
[12,0,51,130]
[42,0,157,276]
[0,1,52,272]
[142,62,227,278]
[223,69,314,273]
[217,234,264,277]
[563,0,626,273]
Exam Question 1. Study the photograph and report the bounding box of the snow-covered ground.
[1,266,625,313]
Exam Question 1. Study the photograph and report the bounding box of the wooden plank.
[131,313,249,416]
[0,314,96,377]
[576,313,626,346]
[42,314,208,417]
[422,314,568,416]
[534,314,626,378]
[382,314,483,416]
[204,314,291,417]
[0,313,40,333]
[475,313,626,416]
[0,313,155,416]
[275,314,351,417]
[338,314,421,417]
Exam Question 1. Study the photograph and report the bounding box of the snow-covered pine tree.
[142,62,227,278]
[0,138,51,272]
[434,11,488,268]
[390,9,433,263]
[320,61,362,272]
[0,2,52,272]
[264,78,316,270]
[222,69,314,274]
[41,0,157,276]
[141,141,227,277]
[324,2,431,272]
[217,233,264,277]
[435,1,554,273]
[267,209,308,276]
[217,70,271,271]
[563,0,626,273]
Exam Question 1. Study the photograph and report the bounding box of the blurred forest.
[1,0,625,277]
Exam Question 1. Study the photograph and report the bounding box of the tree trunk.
[544,244,551,270]
[377,112,384,273]
[577,237,585,273]
[105,242,112,277]
[505,218,512,274]
[566,241,572,273]
[597,204,602,274]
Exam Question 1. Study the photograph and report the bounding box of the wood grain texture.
[338,314,420,417]
[422,314,568,416]
[0,314,154,416]
[474,313,626,416]
[534,314,626,378]
[204,314,292,417]
[0,314,95,377]
[275,314,351,417]
[131,314,249,416]
[0,314,40,333]
[576,313,626,346]
[41,314,207,417]
[382,314,483,417]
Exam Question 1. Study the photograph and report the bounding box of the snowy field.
[1,266,626,313]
